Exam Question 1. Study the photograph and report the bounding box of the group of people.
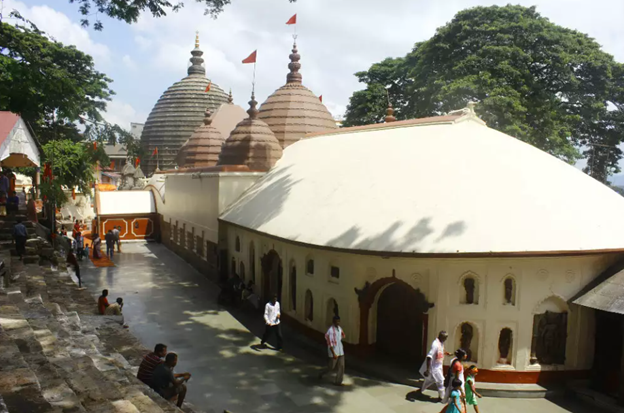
[260,294,347,386]
[137,343,192,408]
[91,226,121,259]
[418,331,483,413]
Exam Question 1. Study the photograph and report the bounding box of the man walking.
[417,330,451,401]
[319,315,346,385]
[67,250,81,288]
[112,226,121,252]
[105,229,115,259]
[12,218,27,260]
[260,293,283,350]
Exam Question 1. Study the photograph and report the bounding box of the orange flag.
[152,147,158,156]
[135,158,140,167]
[205,81,211,92]
[319,95,323,102]
[242,50,257,64]
[286,14,297,25]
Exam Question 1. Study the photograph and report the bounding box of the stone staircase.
[0,213,40,264]
[0,257,207,412]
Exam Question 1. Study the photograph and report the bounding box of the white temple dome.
[220,112,624,255]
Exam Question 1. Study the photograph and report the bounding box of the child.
[465,365,483,412]
[442,379,464,413]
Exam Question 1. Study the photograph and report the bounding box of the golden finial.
[195,31,200,49]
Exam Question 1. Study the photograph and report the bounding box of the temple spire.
[385,103,396,123]
[203,109,212,126]
[247,92,259,119]
[286,41,302,84]
[188,32,205,76]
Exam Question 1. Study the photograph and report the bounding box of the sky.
[2,0,624,177]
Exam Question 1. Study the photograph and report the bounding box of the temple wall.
[223,223,622,380]
[154,172,264,280]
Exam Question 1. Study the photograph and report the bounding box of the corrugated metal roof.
[572,258,624,314]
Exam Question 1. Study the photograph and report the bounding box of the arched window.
[240,262,246,280]
[455,322,479,362]
[306,259,314,275]
[235,236,241,252]
[503,277,516,305]
[460,273,479,305]
[498,328,513,364]
[325,298,339,327]
[530,296,568,365]
[290,261,297,312]
[249,242,255,282]
[305,290,314,321]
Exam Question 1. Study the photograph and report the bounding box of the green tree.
[37,140,108,206]
[0,15,131,145]
[344,5,624,181]
[68,0,296,30]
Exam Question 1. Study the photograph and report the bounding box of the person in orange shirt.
[98,289,110,314]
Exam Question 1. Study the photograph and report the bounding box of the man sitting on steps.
[151,352,191,408]
[137,343,167,386]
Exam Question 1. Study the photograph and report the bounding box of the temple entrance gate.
[375,282,427,364]
[261,250,283,304]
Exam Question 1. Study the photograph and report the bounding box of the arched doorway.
[261,250,283,303]
[375,282,427,363]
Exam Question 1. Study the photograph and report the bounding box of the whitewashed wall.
[155,172,264,244]
[225,223,620,373]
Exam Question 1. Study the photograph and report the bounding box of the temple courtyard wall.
[221,223,621,384]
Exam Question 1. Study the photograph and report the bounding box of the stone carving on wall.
[504,278,514,305]
[460,322,474,362]
[565,270,575,283]
[354,282,371,303]
[464,277,476,304]
[498,328,513,364]
[530,311,567,365]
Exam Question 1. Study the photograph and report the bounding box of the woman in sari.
[92,233,102,259]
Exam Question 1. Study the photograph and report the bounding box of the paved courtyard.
[79,242,595,413]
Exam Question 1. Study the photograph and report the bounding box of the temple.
[140,34,230,176]
[128,34,624,388]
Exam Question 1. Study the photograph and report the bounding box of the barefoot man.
[418,330,451,401]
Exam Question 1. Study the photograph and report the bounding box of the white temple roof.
[220,112,624,256]
[98,191,155,216]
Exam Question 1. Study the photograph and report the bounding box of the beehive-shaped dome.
[258,42,337,149]
[140,34,229,176]
[177,109,225,168]
[218,93,283,171]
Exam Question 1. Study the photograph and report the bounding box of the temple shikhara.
[102,33,624,389]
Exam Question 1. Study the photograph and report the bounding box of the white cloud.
[2,0,111,65]
[122,0,624,121]
[103,99,148,129]
[122,55,138,71]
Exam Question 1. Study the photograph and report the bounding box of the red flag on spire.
[319,95,323,102]
[286,14,297,25]
[242,50,257,64]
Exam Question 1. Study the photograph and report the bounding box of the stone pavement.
[79,242,597,413]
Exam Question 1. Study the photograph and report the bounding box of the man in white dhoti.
[417,330,451,401]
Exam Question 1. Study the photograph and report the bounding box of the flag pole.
[252,61,256,94]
